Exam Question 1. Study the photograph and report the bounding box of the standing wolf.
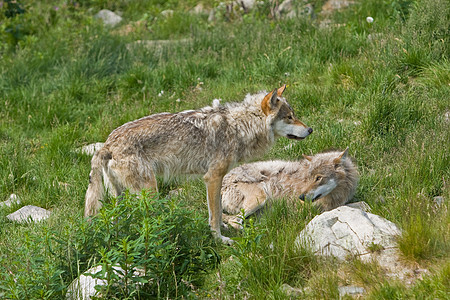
[221,148,358,229]
[84,85,313,244]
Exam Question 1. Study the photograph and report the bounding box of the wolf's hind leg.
[108,158,159,197]
[128,168,159,196]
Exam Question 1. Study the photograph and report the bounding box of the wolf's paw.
[213,231,234,245]
[219,235,234,245]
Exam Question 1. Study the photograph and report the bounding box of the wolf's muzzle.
[287,128,313,141]
[288,135,305,140]
[299,193,321,202]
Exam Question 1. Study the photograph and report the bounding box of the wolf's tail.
[84,148,109,217]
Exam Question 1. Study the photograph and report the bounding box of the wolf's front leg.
[204,168,233,245]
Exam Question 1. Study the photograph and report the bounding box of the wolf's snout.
[299,194,305,201]
[308,127,313,134]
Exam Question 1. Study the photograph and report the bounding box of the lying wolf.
[221,148,358,229]
[84,85,313,244]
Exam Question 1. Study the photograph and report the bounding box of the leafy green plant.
[78,190,220,298]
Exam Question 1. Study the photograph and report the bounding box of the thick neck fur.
[195,91,276,162]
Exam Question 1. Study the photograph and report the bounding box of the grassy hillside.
[0,0,448,298]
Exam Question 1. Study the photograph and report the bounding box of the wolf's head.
[298,148,355,204]
[261,85,313,140]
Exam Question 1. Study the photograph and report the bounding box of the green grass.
[0,0,449,298]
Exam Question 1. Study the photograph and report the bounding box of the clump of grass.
[398,210,449,261]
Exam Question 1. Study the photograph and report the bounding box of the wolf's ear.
[261,89,279,116]
[277,84,287,97]
[303,154,313,162]
[333,147,349,165]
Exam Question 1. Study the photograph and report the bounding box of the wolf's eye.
[315,176,322,182]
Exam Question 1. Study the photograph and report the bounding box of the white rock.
[239,0,256,10]
[0,194,21,208]
[297,206,429,283]
[339,285,365,297]
[7,205,51,223]
[296,206,400,260]
[275,0,314,19]
[322,0,354,13]
[95,9,122,27]
[161,9,174,18]
[66,265,145,300]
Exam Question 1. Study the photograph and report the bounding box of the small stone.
[338,285,365,297]
[95,9,122,27]
[0,194,21,208]
[66,265,145,300]
[161,9,174,18]
[7,205,51,223]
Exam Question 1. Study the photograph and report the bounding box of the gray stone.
[338,285,365,297]
[66,265,145,300]
[239,0,256,10]
[275,0,314,19]
[0,194,21,208]
[161,9,174,18]
[7,205,51,223]
[95,9,122,27]
[322,0,354,14]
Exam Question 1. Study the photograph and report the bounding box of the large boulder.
[296,206,428,283]
[296,206,400,260]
